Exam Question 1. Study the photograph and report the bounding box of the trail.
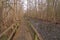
[13,17,33,40]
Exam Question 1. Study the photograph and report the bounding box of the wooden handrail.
[27,21,43,40]
[7,24,18,40]
[24,17,43,40]
[0,23,16,38]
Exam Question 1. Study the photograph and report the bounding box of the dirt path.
[13,17,33,40]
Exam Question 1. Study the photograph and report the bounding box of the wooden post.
[34,33,38,40]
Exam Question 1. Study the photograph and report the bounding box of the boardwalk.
[13,17,33,40]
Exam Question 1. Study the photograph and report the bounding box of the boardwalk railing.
[0,21,19,40]
[24,17,43,40]
[27,21,43,40]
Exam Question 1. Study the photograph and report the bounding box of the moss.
[0,35,8,40]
